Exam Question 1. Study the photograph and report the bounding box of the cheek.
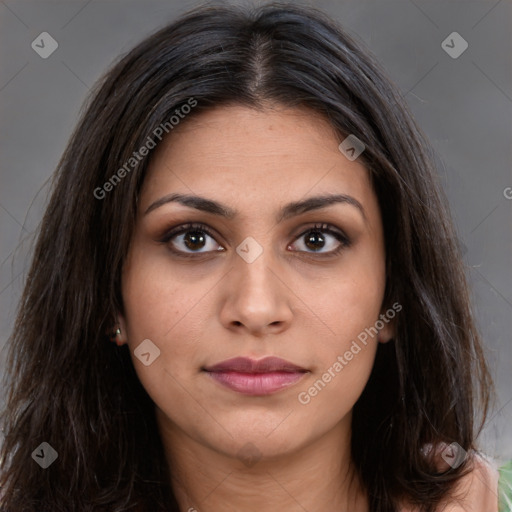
[295,290,382,424]
[120,257,212,410]
[122,241,203,336]
[298,248,385,401]
[295,357,374,435]
[120,252,214,381]
[314,249,386,347]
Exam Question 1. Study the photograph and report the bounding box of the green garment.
[499,459,512,512]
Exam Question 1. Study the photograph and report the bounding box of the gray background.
[1,0,511,459]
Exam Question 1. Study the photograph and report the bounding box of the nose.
[218,244,294,336]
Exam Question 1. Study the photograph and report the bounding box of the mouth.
[202,356,309,396]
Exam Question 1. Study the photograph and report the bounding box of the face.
[118,104,394,464]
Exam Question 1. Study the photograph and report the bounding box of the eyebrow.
[144,192,367,223]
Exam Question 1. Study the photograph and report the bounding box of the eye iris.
[305,230,325,251]
[184,230,206,250]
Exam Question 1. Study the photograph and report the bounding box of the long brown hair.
[0,3,493,511]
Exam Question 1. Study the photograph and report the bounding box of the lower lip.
[204,371,306,395]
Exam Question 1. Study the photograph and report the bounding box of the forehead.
[140,104,374,215]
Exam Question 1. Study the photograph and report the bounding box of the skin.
[116,104,497,511]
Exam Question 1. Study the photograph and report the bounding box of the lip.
[203,356,307,373]
[203,356,309,396]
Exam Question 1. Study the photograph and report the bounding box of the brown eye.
[160,223,224,256]
[182,230,207,251]
[289,223,350,256]
[304,230,327,251]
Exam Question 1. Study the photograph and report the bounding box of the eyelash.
[158,222,351,259]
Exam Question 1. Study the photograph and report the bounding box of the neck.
[156,408,369,512]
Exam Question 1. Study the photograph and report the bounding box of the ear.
[114,311,129,346]
[376,307,396,344]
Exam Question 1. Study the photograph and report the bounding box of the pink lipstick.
[203,356,308,396]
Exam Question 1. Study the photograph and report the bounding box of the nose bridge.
[233,236,278,296]
[220,234,293,332]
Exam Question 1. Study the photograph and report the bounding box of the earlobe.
[110,312,128,346]
[377,300,400,343]
[377,329,393,344]
[377,316,395,344]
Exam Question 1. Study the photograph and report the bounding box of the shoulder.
[439,451,500,512]
[399,450,500,512]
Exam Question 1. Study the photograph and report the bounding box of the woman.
[0,3,509,511]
